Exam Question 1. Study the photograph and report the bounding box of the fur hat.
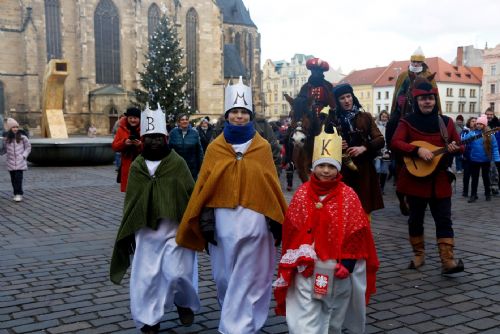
[125,107,141,118]
[5,118,19,131]
[476,115,488,127]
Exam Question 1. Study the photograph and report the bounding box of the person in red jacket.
[391,76,464,275]
[112,107,142,192]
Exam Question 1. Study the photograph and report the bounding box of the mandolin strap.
[438,116,449,145]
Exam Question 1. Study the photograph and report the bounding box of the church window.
[94,0,121,84]
[186,8,198,111]
[148,3,161,41]
[45,0,62,60]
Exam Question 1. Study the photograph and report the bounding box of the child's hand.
[334,263,349,279]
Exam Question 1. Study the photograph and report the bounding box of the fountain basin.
[28,137,115,166]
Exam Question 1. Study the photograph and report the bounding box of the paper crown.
[410,46,425,62]
[312,126,342,171]
[140,103,167,136]
[224,76,253,115]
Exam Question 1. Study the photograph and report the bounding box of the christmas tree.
[134,13,191,125]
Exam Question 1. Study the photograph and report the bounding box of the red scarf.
[309,173,342,196]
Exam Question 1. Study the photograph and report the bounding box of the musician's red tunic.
[391,118,463,198]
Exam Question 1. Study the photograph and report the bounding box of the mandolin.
[404,127,500,177]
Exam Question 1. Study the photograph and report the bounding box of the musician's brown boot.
[408,235,425,269]
[437,238,464,275]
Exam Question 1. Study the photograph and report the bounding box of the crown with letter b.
[140,103,168,136]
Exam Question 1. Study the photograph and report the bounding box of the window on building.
[491,64,497,76]
[385,104,389,111]
[186,8,198,111]
[491,84,496,94]
[274,93,278,102]
[94,0,121,84]
[490,102,495,111]
[377,105,380,113]
[470,89,476,98]
[148,3,160,41]
[282,79,287,87]
[266,83,270,90]
[446,102,453,113]
[459,88,465,97]
[446,88,453,97]
[377,92,381,100]
[367,92,370,98]
[360,92,364,98]
[45,0,62,61]
[469,102,476,113]
[385,91,389,99]
[458,102,465,113]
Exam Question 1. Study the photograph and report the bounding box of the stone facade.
[0,0,260,135]
[481,44,500,113]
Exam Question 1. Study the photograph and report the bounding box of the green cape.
[109,151,194,284]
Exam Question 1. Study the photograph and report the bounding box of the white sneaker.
[13,195,22,202]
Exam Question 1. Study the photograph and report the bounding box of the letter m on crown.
[233,92,248,106]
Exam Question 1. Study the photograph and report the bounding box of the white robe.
[129,160,200,329]
[286,259,367,334]
[208,139,276,334]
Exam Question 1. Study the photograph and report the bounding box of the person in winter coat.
[196,117,214,153]
[374,110,391,194]
[460,117,476,197]
[273,126,378,334]
[332,83,385,215]
[112,107,142,192]
[169,113,204,180]
[1,118,31,202]
[463,114,500,203]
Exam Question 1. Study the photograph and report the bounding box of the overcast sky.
[242,0,500,74]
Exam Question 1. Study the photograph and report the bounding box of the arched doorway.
[107,104,119,134]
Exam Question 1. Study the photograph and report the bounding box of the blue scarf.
[223,121,256,144]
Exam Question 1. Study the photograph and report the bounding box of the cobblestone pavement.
[1,156,499,334]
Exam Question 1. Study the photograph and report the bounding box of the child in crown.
[110,105,200,334]
[273,127,379,334]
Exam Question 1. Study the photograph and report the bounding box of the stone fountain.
[27,59,114,166]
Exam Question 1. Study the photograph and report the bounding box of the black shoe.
[468,195,478,203]
[442,259,464,275]
[141,323,160,334]
[462,192,468,198]
[176,305,194,326]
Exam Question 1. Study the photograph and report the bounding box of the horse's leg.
[296,148,310,183]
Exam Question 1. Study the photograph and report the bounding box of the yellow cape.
[176,133,288,251]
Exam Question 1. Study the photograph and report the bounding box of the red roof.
[341,67,386,86]
[373,57,482,87]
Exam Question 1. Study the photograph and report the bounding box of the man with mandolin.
[391,75,464,275]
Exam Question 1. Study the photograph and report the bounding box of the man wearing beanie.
[331,83,385,215]
[176,77,288,334]
[110,104,200,333]
[273,126,378,334]
[391,76,465,275]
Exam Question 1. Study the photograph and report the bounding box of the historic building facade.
[0,0,261,135]
[481,44,500,113]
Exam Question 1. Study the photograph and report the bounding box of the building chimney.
[456,46,464,67]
